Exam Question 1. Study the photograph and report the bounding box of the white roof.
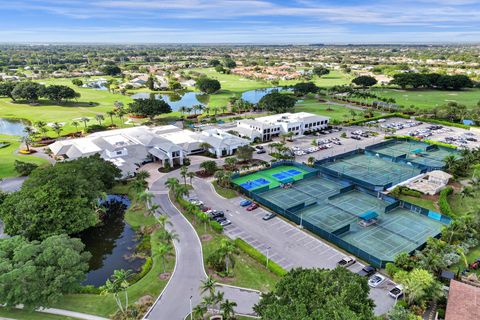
[255,112,329,125]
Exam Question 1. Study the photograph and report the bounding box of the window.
[116,151,122,155]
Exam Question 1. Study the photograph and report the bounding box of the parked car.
[213,216,227,223]
[388,285,404,299]
[209,211,225,219]
[240,199,252,207]
[219,219,232,227]
[337,256,356,268]
[262,212,276,220]
[190,199,204,206]
[256,149,266,154]
[357,265,376,277]
[368,273,386,288]
[246,203,259,211]
[255,145,264,150]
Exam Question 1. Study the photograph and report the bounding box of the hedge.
[0,141,11,149]
[385,135,457,149]
[234,238,287,277]
[415,117,471,129]
[439,186,455,217]
[210,220,224,233]
[345,113,409,126]
[129,256,153,285]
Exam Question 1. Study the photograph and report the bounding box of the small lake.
[79,195,145,287]
[0,118,29,136]
[241,87,292,104]
[131,92,207,111]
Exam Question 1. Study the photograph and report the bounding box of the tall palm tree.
[35,121,48,137]
[136,170,150,182]
[106,110,116,126]
[220,105,228,114]
[200,276,217,296]
[178,106,188,118]
[71,120,80,133]
[220,299,237,320]
[444,155,457,173]
[158,230,179,243]
[51,122,63,137]
[165,177,180,194]
[198,211,210,232]
[137,191,154,207]
[180,166,189,185]
[148,203,159,216]
[192,304,207,320]
[175,184,190,199]
[157,214,172,230]
[156,243,172,273]
[211,107,219,116]
[95,114,105,125]
[100,269,133,315]
[219,239,238,274]
[187,171,196,185]
[201,295,215,316]
[80,117,90,130]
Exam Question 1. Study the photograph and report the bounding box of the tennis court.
[369,139,459,169]
[322,153,422,186]
[232,165,314,191]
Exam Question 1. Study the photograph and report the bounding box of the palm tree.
[220,105,228,114]
[219,239,238,274]
[175,184,190,199]
[131,178,146,194]
[211,107,219,116]
[180,166,189,185]
[201,295,215,316]
[179,106,188,118]
[137,191,154,207]
[198,211,210,232]
[115,108,127,127]
[35,121,48,137]
[95,114,105,125]
[147,203,159,216]
[71,120,80,133]
[220,299,237,320]
[204,107,210,115]
[158,230,179,243]
[80,117,90,130]
[136,170,150,182]
[100,269,133,315]
[444,155,457,173]
[200,276,217,296]
[192,304,207,320]
[307,156,315,167]
[157,214,172,230]
[21,135,32,152]
[106,110,116,126]
[199,142,212,152]
[51,122,63,137]
[224,157,238,170]
[156,243,172,273]
[165,177,180,194]
[187,171,196,185]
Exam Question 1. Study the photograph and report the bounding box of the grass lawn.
[295,99,379,122]
[448,190,478,215]
[212,181,238,199]
[0,134,49,178]
[0,309,76,320]
[173,193,279,292]
[51,182,174,318]
[450,245,480,276]
[355,88,480,110]
[396,194,438,212]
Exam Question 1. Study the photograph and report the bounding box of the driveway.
[0,176,27,192]
[192,178,396,315]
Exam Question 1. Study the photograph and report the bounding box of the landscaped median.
[172,189,281,292]
[212,180,238,199]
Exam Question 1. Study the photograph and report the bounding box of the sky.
[0,0,479,44]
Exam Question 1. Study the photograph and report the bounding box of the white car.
[388,285,404,299]
[368,273,386,288]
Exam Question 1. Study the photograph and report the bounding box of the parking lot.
[190,179,396,315]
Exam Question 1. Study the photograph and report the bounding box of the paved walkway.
[144,165,260,320]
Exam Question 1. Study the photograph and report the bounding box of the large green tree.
[258,92,297,113]
[11,81,46,103]
[43,85,80,103]
[196,78,221,94]
[0,234,90,309]
[312,66,330,77]
[0,155,121,240]
[0,81,17,101]
[352,76,378,88]
[254,268,375,320]
[293,82,318,96]
[128,98,172,120]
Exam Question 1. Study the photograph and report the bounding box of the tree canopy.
[293,82,319,96]
[391,73,474,90]
[11,81,46,102]
[236,145,254,161]
[100,64,122,76]
[128,98,172,120]
[258,92,297,113]
[254,268,375,320]
[0,234,90,309]
[352,76,378,88]
[196,78,221,94]
[43,85,80,103]
[0,155,121,240]
[0,81,17,101]
[312,66,330,77]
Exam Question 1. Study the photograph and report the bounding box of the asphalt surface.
[192,178,396,315]
[0,176,27,192]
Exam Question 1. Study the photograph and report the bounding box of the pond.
[0,118,29,136]
[241,87,291,104]
[130,92,207,111]
[78,195,145,287]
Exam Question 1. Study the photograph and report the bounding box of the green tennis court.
[322,153,422,186]
[232,165,312,191]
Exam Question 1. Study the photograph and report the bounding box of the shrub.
[234,238,287,277]
[210,220,224,233]
[129,257,153,285]
[385,262,400,277]
[76,285,101,294]
[415,117,470,129]
[0,141,11,149]
[86,124,108,133]
[14,160,39,176]
[439,187,455,217]
[136,233,152,254]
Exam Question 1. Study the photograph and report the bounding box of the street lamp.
[189,295,193,320]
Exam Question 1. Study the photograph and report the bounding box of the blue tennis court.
[240,178,270,190]
[272,169,302,180]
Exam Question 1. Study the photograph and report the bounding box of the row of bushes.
[385,135,458,149]
[415,117,471,129]
[345,112,410,126]
[390,186,423,198]
[439,187,455,217]
[176,193,223,233]
[129,256,153,285]
[0,141,11,149]
[234,238,287,277]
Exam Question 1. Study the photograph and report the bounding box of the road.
[144,166,260,320]
[192,178,396,315]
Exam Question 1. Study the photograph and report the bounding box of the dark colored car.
[357,265,377,277]
[255,145,264,150]
[256,149,266,154]
[211,211,225,219]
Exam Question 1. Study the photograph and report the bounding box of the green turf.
[396,194,438,212]
[0,134,50,178]
[295,99,380,122]
[0,309,77,320]
[212,181,238,199]
[353,88,480,110]
[232,165,310,191]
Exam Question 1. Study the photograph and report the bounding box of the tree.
[293,82,318,96]
[387,305,421,320]
[100,64,122,76]
[236,145,254,162]
[12,81,46,103]
[146,75,155,90]
[180,166,189,185]
[94,114,104,125]
[307,156,315,167]
[165,177,180,194]
[223,58,237,69]
[71,120,80,132]
[128,98,172,120]
[254,268,375,319]
[219,239,238,274]
[196,78,221,94]
[352,76,378,88]
[394,269,443,306]
[201,276,217,296]
[35,120,49,137]
[209,59,221,67]
[187,171,196,185]
[0,155,121,240]
[80,117,90,130]
[43,85,80,103]
[100,269,133,316]
[106,110,116,126]
[0,234,90,309]
[258,92,297,113]
[51,122,63,137]
[71,79,83,87]
[200,160,218,175]
[156,243,173,273]
[312,66,330,77]
[0,81,17,101]
[221,299,237,320]
[14,160,39,176]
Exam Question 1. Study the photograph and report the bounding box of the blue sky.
[0,0,479,43]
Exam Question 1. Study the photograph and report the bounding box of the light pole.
[189,295,193,320]
[266,246,271,269]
